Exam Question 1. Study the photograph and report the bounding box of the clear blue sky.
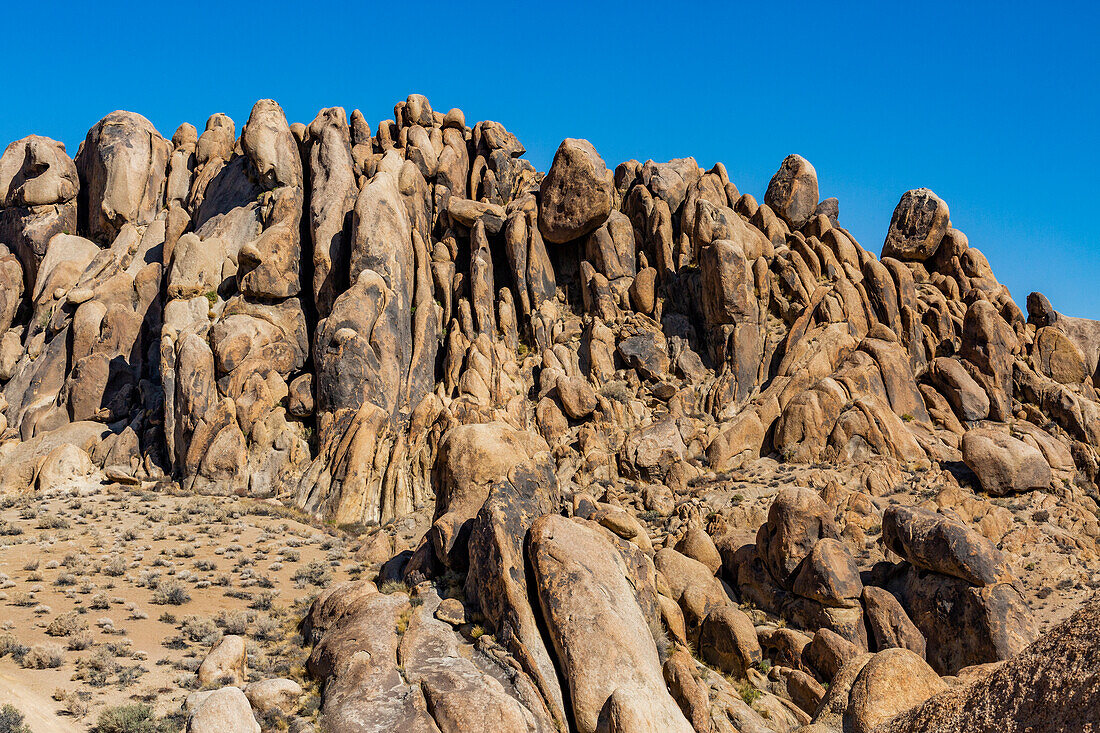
[4,1,1097,317]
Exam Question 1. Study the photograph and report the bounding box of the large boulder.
[882,505,1012,586]
[756,487,839,587]
[465,457,566,728]
[861,586,926,656]
[538,138,613,243]
[881,188,950,261]
[886,563,1036,674]
[962,427,1052,495]
[764,154,819,230]
[35,443,96,491]
[843,648,946,733]
[244,678,302,716]
[197,634,247,687]
[528,515,692,733]
[790,538,862,608]
[187,686,260,733]
[0,135,79,283]
[928,357,989,422]
[699,605,761,677]
[430,423,548,567]
[75,111,169,243]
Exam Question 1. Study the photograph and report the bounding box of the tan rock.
[538,138,613,243]
[198,634,247,687]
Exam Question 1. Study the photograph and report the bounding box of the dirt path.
[0,669,79,733]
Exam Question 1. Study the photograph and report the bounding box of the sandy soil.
[0,480,358,730]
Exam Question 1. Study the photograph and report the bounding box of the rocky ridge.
[1,95,1099,732]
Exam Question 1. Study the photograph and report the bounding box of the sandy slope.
[0,669,80,732]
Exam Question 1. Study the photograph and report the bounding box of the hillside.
[0,94,1098,732]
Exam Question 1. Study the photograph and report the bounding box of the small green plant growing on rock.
[738,681,762,705]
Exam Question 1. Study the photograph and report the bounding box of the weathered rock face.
[538,138,612,243]
[76,111,170,244]
[877,594,1100,733]
[2,94,1100,733]
[0,135,79,285]
[962,427,1052,495]
[882,505,1013,586]
[528,515,692,733]
[881,188,950,261]
[764,154,819,229]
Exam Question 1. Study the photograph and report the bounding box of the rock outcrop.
[2,94,1099,733]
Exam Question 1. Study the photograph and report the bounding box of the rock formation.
[2,94,1099,732]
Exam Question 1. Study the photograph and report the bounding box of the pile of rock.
[2,93,1099,732]
[186,635,303,732]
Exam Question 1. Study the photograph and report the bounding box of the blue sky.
[3,1,1097,317]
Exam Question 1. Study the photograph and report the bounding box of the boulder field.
[2,94,1099,732]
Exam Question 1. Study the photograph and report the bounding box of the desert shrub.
[90,703,173,733]
[180,616,222,645]
[378,580,410,595]
[738,681,761,704]
[292,560,331,588]
[216,609,252,635]
[103,558,127,577]
[22,642,65,668]
[53,688,90,718]
[0,704,32,733]
[67,630,95,651]
[90,593,111,609]
[250,591,275,610]
[74,648,121,687]
[36,513,69,529]
[251,614,280,642]
[46,612,88,637]
[152,579,191,606]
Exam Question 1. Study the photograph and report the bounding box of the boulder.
[538,138,613,243]
[764,154,819,230]
[756,487,839,587]
[881,188,950,261]
[244,678,302,716]
[674,526,722,575]
[556,374,597,419]
[887,563,1036,674]
[465,457,566,727]
[928,357,989,422]
[35,442,96,491]
[805,628,862,681]
[790,538,862,607]
[876,595,1100,733]
[187,686,260,733]
[843,648,946,733]
[861,586,926,656]
[699,605,762,677]
[663,650,713,733]
[75,111,169,243]
[528,515,692,733]
[620,418,685,481]
[882,505,1012,586]
[430,423,548,567]
[197,634,247,687]
[962,427,1052,495]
